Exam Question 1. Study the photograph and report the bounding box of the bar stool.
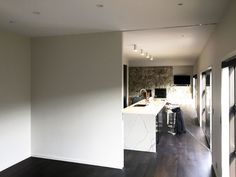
[166,109,176,135]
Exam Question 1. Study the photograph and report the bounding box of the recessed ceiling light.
[32,11,40,15]
[199,24,203,26]
[96,4,104,8]
[9,20,16,24]
[177,3,183,6]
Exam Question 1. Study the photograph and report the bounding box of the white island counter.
[123,99,166,153]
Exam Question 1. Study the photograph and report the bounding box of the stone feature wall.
[129,66,173,97]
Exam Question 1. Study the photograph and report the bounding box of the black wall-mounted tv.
[174,75,190,85]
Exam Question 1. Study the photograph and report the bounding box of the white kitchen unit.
[122,99,166,153]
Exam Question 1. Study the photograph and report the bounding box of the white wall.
[169,66,193,104]
[173,65,193,93]
[31,32,124,169]
[0,29,31,171]
[194,1,236,176]
[173,66,193,75]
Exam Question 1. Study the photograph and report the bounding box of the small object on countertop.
[132,96,142,104]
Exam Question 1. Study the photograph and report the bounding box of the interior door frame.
[200,67,212,150]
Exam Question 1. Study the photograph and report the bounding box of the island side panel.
[123,113,156,153]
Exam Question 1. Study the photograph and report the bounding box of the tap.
[139,89,147,99]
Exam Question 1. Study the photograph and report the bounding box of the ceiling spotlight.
[32,11,40,15]
[150,56,154,61]
[96,4,104,8]
[146,53,150,58]
[9,20,15,24]
[140,49,145,56]
[199,24,203,26]
[133,44,138,52]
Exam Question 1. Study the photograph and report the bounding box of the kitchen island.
[123,99,166,153]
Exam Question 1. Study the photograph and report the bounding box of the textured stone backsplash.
[129,66,173,97]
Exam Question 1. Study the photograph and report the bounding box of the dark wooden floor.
[181,104,209,149]
[0,104,215,177]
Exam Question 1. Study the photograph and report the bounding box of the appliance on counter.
[174,75,190,85]
[155,88,167,98]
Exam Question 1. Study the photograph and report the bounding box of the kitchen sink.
[133,104,147,107]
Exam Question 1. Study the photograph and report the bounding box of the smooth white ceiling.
[123,25,216,65]
[0,0,230,65]
[0,0,230,36]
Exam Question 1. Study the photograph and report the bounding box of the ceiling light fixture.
[32,11,40,15]
[9,20,15,24]
[133,44,138,52]
[133,45,155,60]
[96,4,104,8]
[140,49,145,56]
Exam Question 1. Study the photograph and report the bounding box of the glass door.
[205,71,212,148]
[193,75,198,109]
[221,57,236,177]
[201,73,206,135]
[201,69,212,149]
[229,66,236,177]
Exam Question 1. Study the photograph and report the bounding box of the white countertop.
[122,98,166,116]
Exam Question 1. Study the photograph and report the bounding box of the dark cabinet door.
[123,65,128,108]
